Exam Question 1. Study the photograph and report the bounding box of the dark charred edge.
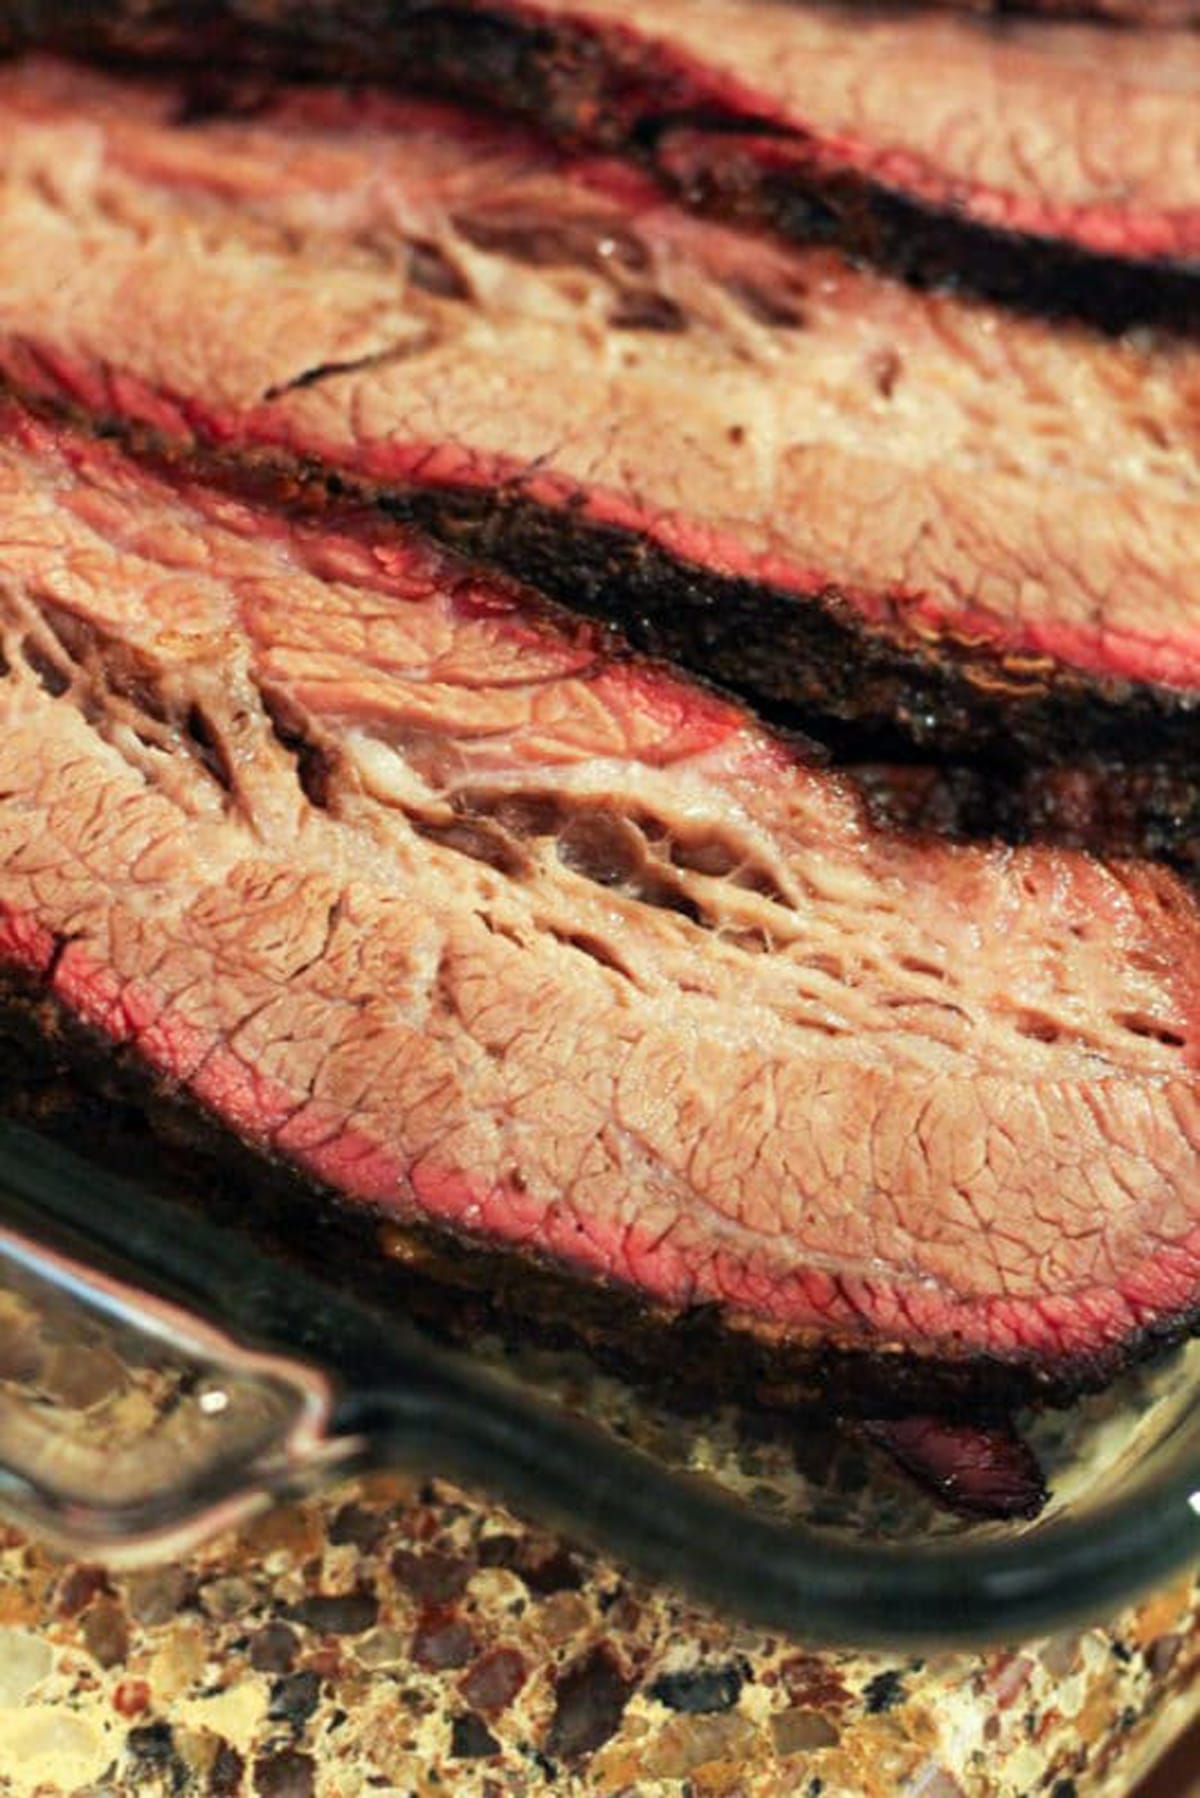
[996,0,1200,14]
[854,760,1200,879]
[857,0,1200,19]
[696,160,1200,343]
[0,968,1194,1426]
[4,3,1200,334]
[416,13,1200,339]
[384,482,1200,770]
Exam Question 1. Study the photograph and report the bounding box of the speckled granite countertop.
[0,1472,1194,1797]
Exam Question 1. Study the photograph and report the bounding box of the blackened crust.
[383,482,1200,768]
[0,969,1193,1423]
[730,165,1200,340]
[854,759,1200,878]
[4,1,1200,333]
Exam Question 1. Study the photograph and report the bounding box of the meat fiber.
[3,397,1200,1412]
[2,61,1200,768]
[4,2,1200,327]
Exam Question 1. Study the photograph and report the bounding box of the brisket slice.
[3,397,1200,1410]
[2,64,1200,769]
[5,5,1200,329]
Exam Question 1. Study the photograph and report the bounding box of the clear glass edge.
[0,1130,1195,1646]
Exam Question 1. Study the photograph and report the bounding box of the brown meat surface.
[3,402,1200,1397]
[1,60,1200,758]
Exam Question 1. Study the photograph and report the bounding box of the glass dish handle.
[0,1122,1198,1648]
[0,1217,355,1564]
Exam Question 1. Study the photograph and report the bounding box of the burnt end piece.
[5,0,1200,332]
[861,1416,1049,1520]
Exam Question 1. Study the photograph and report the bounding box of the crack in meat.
[260,332,445,403]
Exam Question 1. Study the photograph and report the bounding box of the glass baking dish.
[0,1118,1196,1650]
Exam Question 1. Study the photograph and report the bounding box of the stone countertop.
[0,1473,1194,1798]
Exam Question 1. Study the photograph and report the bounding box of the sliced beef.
[3,397,1200,1410]
[4,3,1200,328]
[2,61,1200,768]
